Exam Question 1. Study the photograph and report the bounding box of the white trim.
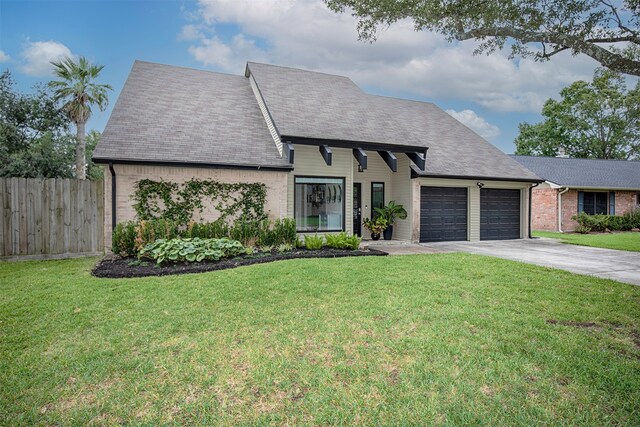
[248,73,283,157]
[558,187,569,232]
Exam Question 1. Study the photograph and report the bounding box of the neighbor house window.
[578,191,614,215]
[371,182,385,218]
[294,177,345,232]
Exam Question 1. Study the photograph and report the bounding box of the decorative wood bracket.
[378,151,397,172]
[406,151,426,171]
[319,145,332,166]
[352,148,367,170]
[285,143,295,164]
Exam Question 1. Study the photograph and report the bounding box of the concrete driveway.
[421,238,640,286]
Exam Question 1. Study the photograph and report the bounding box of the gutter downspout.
[558,187,569,232]
[109,162,116,230]
[528,182,540,238]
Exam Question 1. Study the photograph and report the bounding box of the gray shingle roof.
[247,62,540,181]
[511,156,640,189]
[93,61,290,169]
[95,60,541,181]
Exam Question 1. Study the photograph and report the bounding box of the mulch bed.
[92,248,387,279]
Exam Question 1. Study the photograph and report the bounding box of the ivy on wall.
[132,179,268,225]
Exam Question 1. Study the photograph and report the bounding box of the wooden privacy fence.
[0,178,104,260]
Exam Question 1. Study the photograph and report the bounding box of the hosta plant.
[140,237,245,265]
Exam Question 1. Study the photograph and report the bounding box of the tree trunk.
[76,121,86,180]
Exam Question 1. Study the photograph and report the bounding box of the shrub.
[111,221,137,256]
[325,232,362,250]
[574,224,592,234]
[573,212,639,232]
[278,243,294,253]
[184,220,229,239]
[134,219,179,251]
[140,237,245,265]
[623,209,640,229]
[257,218,297,247]
[304,234,324,250]
[229,219,261,246]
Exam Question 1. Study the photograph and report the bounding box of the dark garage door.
[480,189,521,240]
[420,187,468,242]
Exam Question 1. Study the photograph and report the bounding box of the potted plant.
[374,201,407,240]
[363,216,388,241]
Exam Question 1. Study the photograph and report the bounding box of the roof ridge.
[246,61,357,81]
[510,155,638,163]
[133,59,244,79]
[366,93,436,107]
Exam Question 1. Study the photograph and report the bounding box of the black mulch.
[92,248,387,279]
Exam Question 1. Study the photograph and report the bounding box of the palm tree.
[49,56,112,180]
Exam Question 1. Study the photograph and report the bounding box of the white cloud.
[21,40,75,76]
[182,0,600,113]
[446,109,501,140]
[0,50,10,63]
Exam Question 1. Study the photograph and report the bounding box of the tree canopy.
[326,0,640,76]
[49,56,111,180]
[514,68,640,159]
[0,71,103,179]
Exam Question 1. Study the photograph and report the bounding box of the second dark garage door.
[420,186,468,242]
[480,188,521,240]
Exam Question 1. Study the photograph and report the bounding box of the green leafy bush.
[623,209,640,229]
[573,212,639,232]
[229,219,261,246]
[140,237,245,265]
[111,221,137,256]
[304,235,324,250]
[574,224,592,234]
[278,243,294,253]
[325,232,362,250]
[135,219,179,251]
[257,218,297,247]
[184,220,229,239]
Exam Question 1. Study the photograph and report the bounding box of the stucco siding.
[104,164,289,249]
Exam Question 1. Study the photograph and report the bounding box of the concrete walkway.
[421,238,640,286]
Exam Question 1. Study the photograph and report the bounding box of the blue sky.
[0,0,609,153]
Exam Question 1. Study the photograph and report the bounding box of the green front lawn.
[2,255,640,425]
[533,230,640,252]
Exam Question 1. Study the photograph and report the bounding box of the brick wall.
[103,164,289,249]
[615,191,639,215]
[560,190,579,231]
[531,188,558,231]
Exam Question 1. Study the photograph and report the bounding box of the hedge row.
[572,210,640,233]
[112,218,297,257]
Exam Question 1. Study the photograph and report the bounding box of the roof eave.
[92,157,294,172]
[411,169,543,183]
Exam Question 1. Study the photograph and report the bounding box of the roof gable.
[93,61,290,169]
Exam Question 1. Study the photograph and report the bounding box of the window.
[294,177,345,232]
[578,191,614,215]
[371,182,385,218]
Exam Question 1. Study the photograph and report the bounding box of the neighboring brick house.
[511,156,640,232]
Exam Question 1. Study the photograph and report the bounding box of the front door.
[353,183,362,236]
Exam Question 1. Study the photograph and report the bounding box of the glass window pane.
[595,192,608,214]
[582,192,608,215]
[294,177,344,231]
[583,192,595,215]
[372,182,385,218]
